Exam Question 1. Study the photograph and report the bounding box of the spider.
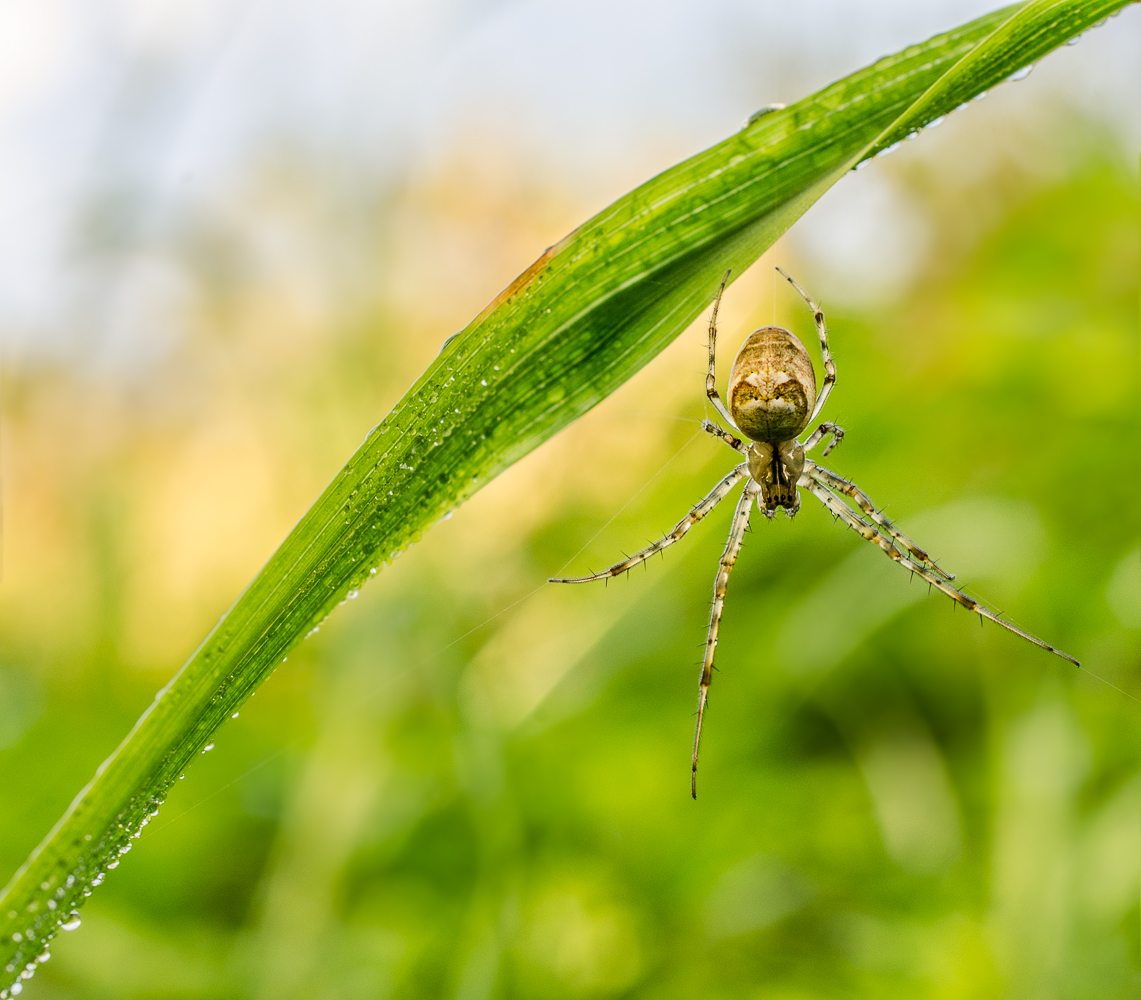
[552,268,1078,798]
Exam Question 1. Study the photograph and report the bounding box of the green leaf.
[2,0,1133,985]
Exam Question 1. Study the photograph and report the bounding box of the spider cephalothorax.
[553,268,1078,798]
[746,438,805,512]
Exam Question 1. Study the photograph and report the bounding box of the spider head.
[748,439,804,515]
[727,327,816,442]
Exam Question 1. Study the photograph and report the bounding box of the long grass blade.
[2,0,1132,986]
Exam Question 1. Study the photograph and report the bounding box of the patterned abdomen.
[727,326,816,442]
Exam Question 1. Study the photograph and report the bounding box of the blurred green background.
[1,3,1139,997]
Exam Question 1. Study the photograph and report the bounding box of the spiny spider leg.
[807,462,955,582]
[550,465,749,585]
[705,270,738,430]
[800,421,845,457]
[801,476,1080,667]
[776,266,836,425]
[692,480,759,799]
[702,418,748,454]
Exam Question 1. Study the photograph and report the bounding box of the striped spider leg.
[553,267,1078,799]
[549,463,750,586]
[799,460,1079,664]
[549,457,758,800]
[775,266,836,426]
[692,479,759,798]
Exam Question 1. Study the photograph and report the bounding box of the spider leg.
[800,421,845,457]
[802,477,1079,666]
[550,464,749,584]
[806,462,955,582]
[702,418,749,455]
[692,480,758,798]
[776,267,836,425]
[706,270,739,430]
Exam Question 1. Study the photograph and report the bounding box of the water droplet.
[11,933,21,943]
[38,883,49,892]
[973,90,988,102]
[45,901,55,911]
[91,873,104,886]
[11,982,22,994]
[61,915,81,932]
[443,512,452,521]
[926,115,945,129]
[1066,33,1082,45]
[480,379,488,386]
[231,712,239,719]
[347,590,359,600]
[202,744,214,753]
[35,952,49,964]
[369,568,377,575]
[106,861,119,869]
[179,774,185,779]
[1008,64,1033,81]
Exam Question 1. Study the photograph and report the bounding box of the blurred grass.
[1,105,1137,996]
[2,18,1140,1000]
[13,3,1134,972]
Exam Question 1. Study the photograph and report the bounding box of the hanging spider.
[552,268,1078,798]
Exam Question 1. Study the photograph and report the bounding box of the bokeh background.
[1,1,1139,997]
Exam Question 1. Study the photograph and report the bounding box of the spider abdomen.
[727,326,816,442]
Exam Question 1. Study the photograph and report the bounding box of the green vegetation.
[1,1,1137,995]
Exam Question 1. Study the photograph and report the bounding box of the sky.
[0,0,1137,362]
